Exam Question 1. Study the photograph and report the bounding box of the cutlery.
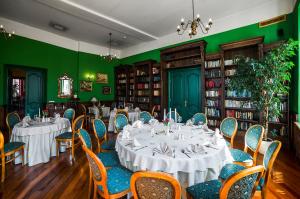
[205,145,219,150]
[173,149,176,158]
[134,146,148,151]
[181,150,191,158]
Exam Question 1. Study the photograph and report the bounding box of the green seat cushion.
[101,140,116,150]
[97,151,120,167]
[230,148,253,163]
[256,177,265,191]
[4,142,25,153]
[219,163,246,181]
[186,180,222,199]
[98,166,132,195]
[56,132,78,140]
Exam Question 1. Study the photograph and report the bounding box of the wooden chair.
[186,165,264,199]
[151,105,158,118]
[139,111,152,124]
[6,111,21,139]
[78,104,88,128]
[78,128,120,199]
[0,131,25,182]
[131,171,181,199]
[220,117,238,148]
[63,108,76,124]
[93,119,115,152]
[116,109,129,118]
[82,145,132,199]
[55,115,84,161]
[229,125,264,167]
[192,113,207,125]
[114,114,128,133]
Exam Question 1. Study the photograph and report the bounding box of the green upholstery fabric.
[115,114,128,132]
[219,163,246,181]
[94,119,106,139]
[101,140,116,150]
[56,132,78,140]
[7,113,20,129]
[74,117,84,131]
[220,118,237,138]
[230,148,253,163]
[4,142,25,153]
[63,108,75,123]
[139,111,152,124]
[256,178,265,191]
[186,180,221,199]
[98,166,132,195]
[246,126,263,151]
[97,151,120,167]
[225,140,231,147]
[78,129,92,149]
[263,142,280,169]
[192,113,207,125]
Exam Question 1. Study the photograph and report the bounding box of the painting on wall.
[80,81,92,92]
[102,86,111,95]
[96,73,108,84]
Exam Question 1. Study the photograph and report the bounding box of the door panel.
[168,67,201,122]
[26,71,44,117]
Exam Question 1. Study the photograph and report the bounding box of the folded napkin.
[202,124,209,132]
[149,119,159,126]
[22,116,31,123]
[22,121,30,128]
[134,107,140,112]
[113,108,117,112]
[132,120,143,128]
[132,138,142,147]
[186,119,193,126]
[122,125,132,140]
[184,144,206,154]
[54,113,61,119]
[153,143,173,156]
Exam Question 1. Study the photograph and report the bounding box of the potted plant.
[229,39,298,154]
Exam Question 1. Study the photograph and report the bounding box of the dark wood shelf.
[236,118,259,123]
[164,53,201,62]
[268,121,288,126]
[225,107,256,111]
[205,76,222,80]
[204,67,221,70]
[225,97,251,101]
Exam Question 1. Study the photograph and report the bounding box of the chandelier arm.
[199,24,208,34]
[192,0,195,20]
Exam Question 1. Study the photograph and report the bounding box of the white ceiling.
[0,0,297,55]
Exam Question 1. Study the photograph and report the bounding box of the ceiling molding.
[121,0,295,58]
[0,17,121,57]
[35,0,159,41]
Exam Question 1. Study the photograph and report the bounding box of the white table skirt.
[11,118,71,166]
[115,124,233,187]
[108,111,139,132]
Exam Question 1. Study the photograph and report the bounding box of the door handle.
[184,100,187,107]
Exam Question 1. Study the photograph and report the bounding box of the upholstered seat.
[114,114,128,133]
[219,163,246,181]
[56,132,79,140]
[220,117,237,148]
[192,113,207,125]
[230,148,253,163]
[97,151,120,167]
[139,111,152,124]
[98,166,132,194]
[256,178,265,191]
[101,140,116,150]
[186,180,222,199]
[4,142,25,153]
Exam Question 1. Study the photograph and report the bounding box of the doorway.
[168,67,201,122]
[6,66,46,117]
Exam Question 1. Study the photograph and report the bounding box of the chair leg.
[88,169,92,199]
[1,156,5,182]
[93,184,97,199]
[56,141,60,158]
[72,139,75,161]
[21,147,25,166]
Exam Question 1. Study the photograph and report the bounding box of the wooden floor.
[0,134,300,199]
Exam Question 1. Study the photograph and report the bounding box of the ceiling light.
[0,24,15,39]
[49,22,68,32]
[100,33,119,62]
[177,0,213,38]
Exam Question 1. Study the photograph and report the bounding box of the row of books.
[152,68,160,74]
[225,100,254,109]
[136,70,148,76]
[207,119,221,127]
[117,97,126,102]
[118,79,127,84]
[137,90,150,96]
[153,83,161,89]
[153,90,160,96]
[226,110,254,120]
[206,90,221,97]
[136,77,150,82]
[226,90,251,98]
[206,99,220,107]
[205,79,222,88]
[153,76,161,82]
[117,73,127,78]
[238,122,254,131]
[205,70,221,78]
[137,83,150,89]
[137,97,150,103]
[205,107,221,117]
[225,69,236,76]
[205,60,221,68]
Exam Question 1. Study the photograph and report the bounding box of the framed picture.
[80,81,92,92]
[96,73,108,84]
[102,86,111,95]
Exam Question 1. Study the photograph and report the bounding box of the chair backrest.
[93,119,107,140]
[82,145,109,198]
[6,112,21,138]
[78,128,92,150]
[116,109,129,118]
[220,165,264,199]
[151,106,157,116]
[192,113,207,125]
[114,114,128,133]
[166,111,180,122]
[220,117,238,146]
[79,104,87,115]
[139,111,152,124]
[244,125,264,153]
[72,115,85,132]
[63,108,75,124]
[131,171,181,199]
[262,140,281,193]
[0,131,4,155]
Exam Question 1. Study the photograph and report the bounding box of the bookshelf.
[128,66,135,104]
[220,37,264,131]
[115,65,130,108]
[151,63,162,118]
[204,53,223,129]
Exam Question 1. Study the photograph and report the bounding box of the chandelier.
[100,33,118,62]
[176,0,212,38]
[0,24,15,39]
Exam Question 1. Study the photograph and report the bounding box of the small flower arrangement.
[163,118,170,126]
[42,109,49,117]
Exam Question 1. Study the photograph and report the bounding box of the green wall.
[0,35,119,106]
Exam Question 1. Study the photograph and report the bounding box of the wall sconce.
[86,73,95,81]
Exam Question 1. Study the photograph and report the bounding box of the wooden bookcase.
[151,63,162,118]
[115,65,130,108]
[204,53,223,129]
[128,66,135,104]
[220,37,264,131]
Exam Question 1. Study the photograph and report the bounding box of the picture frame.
[96,73,108,84]
[80,81,92,92]
[102,86,111,95]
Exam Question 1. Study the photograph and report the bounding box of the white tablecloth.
[116,123,233,187]
[108,111,140,132]
[89,107,111,119]
[11,118,71,166]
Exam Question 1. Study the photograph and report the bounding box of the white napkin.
[113,108,117,112]
[55,113,61,119]
[186,119,193,126]
[22,121,30,127]
[22,116,31,123]
[132,138,142,147]
[153,143,172,156]
[122,130,130,139]
[134,107,140,112]
[124,107,129,112]
[202,124,209,132]
[185,144,206,154]
[132,120,143,128]
[149,119,159,125]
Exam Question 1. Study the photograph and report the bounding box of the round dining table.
[11,118,71,166]
[115,123,233,188]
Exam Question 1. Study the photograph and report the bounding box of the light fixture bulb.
[12,31,15,34]
[196,14,200,19]
[0,25,3,29]
[181,18,184,22]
